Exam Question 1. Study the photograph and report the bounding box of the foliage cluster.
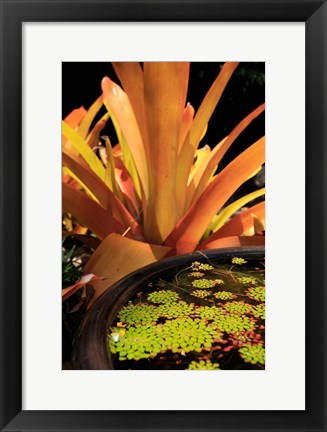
[239,343,265,365]
[187,360,220,370]
[214,291,235,300]
[191,278,224,289]
[224,301,254,315]
[231,257,247,265]
[62,62,265,306]
[238,276,257,285]
[246,286,265,302]
[110,317,224,360]
[109,262,265,368]
[147,290,180,304]
[117,304,160,325]
[191,289,212,298]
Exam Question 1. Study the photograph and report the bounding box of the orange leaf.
[62,182,127,240]
[101,76,149,198]
[64,106,86,128]
[112,62,150,161]
[143,62,190,243]
[62,107,87,153]
[178,103,194,154]
[85,115,108,149]
[84,233,172,307]
[62,151,142,238]
[62,150,112,209]
[62,121,106,180]
[188,103,265,206]
[78,95,103,140]
[114,157,142,218]
[191,62,239,150]
[176,63,239,217]
[164,137,265,254]
[199,201,265,249]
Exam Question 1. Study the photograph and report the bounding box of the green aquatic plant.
[192,261,215,271]
[214,313,256,333]
[252,303,265,319]
[147,290,180,304]
[187,360,220,370]
[195,306,225,320]
[246,286,265,302]
[228,330,263,348]
[109,324,165,361]
[214,291,235,300]
[214,279,224,285]
[109,254,265,368]
[192,289,211,298]
[231,257,247,265]
[117,304,160,325]
[158,317,223,353]
[157,301,194,319]
[195,304,256,333]
[198,263,214,271]
[224,301,253,315]
[110,316,224,360]
[191,278,222,289]
[239,343,265,365]
[238,276,257,285]
[188,271,205,278]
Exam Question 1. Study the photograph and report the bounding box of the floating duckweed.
[213,313,256,333]
[110,255,265,369]
[192,261,214,271]
[198,263,214,271]
[215,279,224,285]
[238,276,257,285]
[239,343,265,365]
[109,324,165,361]
[214,291,235,300]
[228,330,255,347]
[147,290,180,304]
[232,257,247,265]
[188,271,205,278]
[195,306,225,320]
[246,286,265,302]
[117,304,160,325]
[159,317,223,353]
[188,360,220,370]
[253,303,265,319]
[157,301,194,319]
[192,289,211,298]
[191,279,221,289]
[224,301,253,315]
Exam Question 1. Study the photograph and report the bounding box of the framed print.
[0,0,326,431]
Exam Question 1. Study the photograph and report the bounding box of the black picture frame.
[0,0,326,431]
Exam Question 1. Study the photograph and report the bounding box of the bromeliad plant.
[62,62,265,306]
